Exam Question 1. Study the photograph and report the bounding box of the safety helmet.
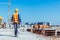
[15,8,19,11]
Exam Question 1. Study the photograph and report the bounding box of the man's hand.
[18,22,20,25]
[11,22,14,25]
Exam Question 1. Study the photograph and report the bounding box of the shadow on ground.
[0,34,15,37]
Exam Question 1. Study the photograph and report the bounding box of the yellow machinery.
[0,16,2,25]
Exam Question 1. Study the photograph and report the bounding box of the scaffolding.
[8,0,11,27]
[0,0,11,27]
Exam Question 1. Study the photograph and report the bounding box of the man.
[11,9,21,37]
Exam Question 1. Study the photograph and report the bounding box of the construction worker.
[11,9,21,37]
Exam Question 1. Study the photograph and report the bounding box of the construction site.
[0,0,60,40]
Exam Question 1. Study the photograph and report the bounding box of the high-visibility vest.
[13,13,19,23]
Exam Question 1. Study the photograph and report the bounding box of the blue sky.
[0,0,60,25]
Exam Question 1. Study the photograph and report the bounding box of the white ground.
[0,27,60,40]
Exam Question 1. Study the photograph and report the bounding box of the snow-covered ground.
[0,27,60,40]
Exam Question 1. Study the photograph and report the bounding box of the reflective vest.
[13,13,19,23]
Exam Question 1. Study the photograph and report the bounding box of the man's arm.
[18,14,21,22]
[11,15,13,22]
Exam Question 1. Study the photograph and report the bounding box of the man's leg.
[14,24,16,36]
[17,23,20,34]
[14,23,17,37]
[15,23,18,37]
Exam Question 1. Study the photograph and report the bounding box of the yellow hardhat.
[15,8,19,11]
